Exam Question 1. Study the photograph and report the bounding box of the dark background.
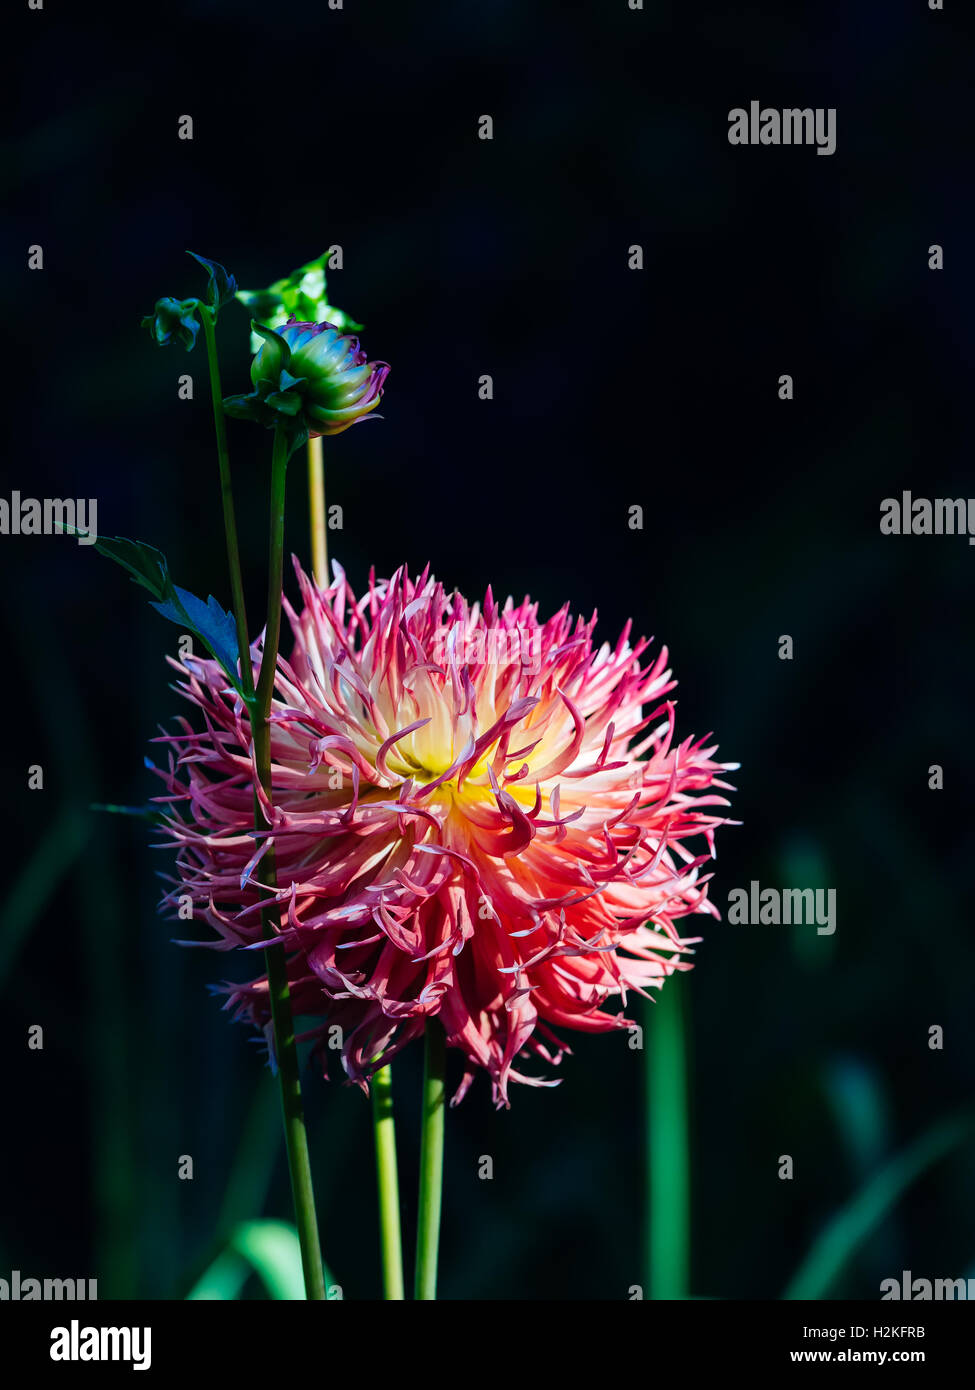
[2,0,973,1300]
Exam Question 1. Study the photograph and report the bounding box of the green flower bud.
[224,320,389,441]
[142,297,201,351]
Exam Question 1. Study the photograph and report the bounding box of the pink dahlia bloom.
[153,564,735,1106]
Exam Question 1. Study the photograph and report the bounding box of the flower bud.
[224,319,389,438]
[141,297,201,351]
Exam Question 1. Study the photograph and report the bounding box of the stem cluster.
[198,298,444,1302]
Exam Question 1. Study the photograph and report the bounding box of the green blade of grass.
[821,1057,889,1177]
[214,1072,282,1237]
[186,1220,334,1301]
[14,603,136,1297]
[185,1248,251,1302]
[0,805,89,989]
[783,1112,974,1300]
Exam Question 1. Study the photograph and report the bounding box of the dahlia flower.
[223,319,389,438]
[153,564,735,1106]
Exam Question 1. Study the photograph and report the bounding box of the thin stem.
[255,427,289,715]
[371,1065,405,1300]
[262,924,325,1300]
[252,424,325,1301]
[309,431,405,1297]
[201,318,322,1297]
[414,1020,446,1300]
[197,304,253,698]
[307,435,328,587]
[645,978,689,1300]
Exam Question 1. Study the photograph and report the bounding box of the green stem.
[262,930,324,1300]
[371,1065,405,1299]
[197,304,253,698]
[251,424,325,1301]
[414,1021,446,1300]
[307,435,328,588]
[255,428,289,713]
[305,422,405,1299]
[645,979,689,1300]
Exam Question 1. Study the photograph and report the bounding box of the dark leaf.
[82,533,246,696]
[90,535,171,599]
[151,586,240,678]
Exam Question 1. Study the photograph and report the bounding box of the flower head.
[224,319,389,439]
[153,564,735,1106]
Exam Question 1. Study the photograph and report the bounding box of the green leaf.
[185,1220,335,1301]
[187,250,238,310]
[79,533,246,696]
[150,587,238,678]
[89,535,171,599]
[236,251,364,353]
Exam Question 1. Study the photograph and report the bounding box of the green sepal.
[222,390,311,456]
[265,389,304,416]
[251,320,293,367]
[222,391,269,424]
